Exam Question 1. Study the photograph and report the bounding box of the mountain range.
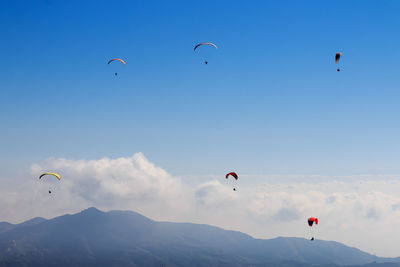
[0,207,398,267]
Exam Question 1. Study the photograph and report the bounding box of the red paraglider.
[308,217,318,227]
[225,172,238,180]
[307,217,318,241]
[225,172,238,191]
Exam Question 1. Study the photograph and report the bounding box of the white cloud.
[1,153,400,257]
[27,153,191,220]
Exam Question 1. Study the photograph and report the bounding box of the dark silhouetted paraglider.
[194,42,217,64]
[335,52,342,72]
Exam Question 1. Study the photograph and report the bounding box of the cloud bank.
[1,153,400,257]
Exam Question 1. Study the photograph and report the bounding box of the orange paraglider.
[335,52,342,72]
[108,58,126,65]
[107,58,126,76]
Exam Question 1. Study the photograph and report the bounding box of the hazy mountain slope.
[0,223,14,234]
[0,208,398,267]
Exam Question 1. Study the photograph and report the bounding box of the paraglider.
[194,43,217,64]
[108,58,126,65]
[307,217,318,241]
[108,58,126,76]
[39,172,61,194]
[226,172,238,191]
[335,52,342,72]
[193,42,218,51]
[39,172,61,180]
[226,172,238,180]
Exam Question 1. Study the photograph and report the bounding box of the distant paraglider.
[108,58,126,65]
[226,172,238,180]
[226,172,238,191]
[193,42,218,51]
[308,217,318,241]
[308,217,318,226]
[108,58,126,76]
[194,43,217,64]
[39,172,61,181]
[335,52,342,72]
[39,172,61,194]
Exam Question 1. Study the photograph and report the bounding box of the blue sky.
[2,0,400,177]
[3,1,400,256]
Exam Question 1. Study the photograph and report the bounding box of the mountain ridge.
[0,207,398,267]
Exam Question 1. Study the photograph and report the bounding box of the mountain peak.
[0,208,398,267]
[79,207,103,215]
[19,217,46,227]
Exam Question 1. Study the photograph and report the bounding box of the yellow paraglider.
[39,173,60,194]
[39,172,61,180]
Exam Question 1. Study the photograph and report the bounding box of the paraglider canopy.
[39,172,61,180]
[108,58,126,65]
[108,58,126,76]
[335,52,342,64]
[226,172,238,180]
[193,42,218,51]
[308,217,318,227]
[39,173,60,194]
[194,43,217,65]
[335,52,342,71]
